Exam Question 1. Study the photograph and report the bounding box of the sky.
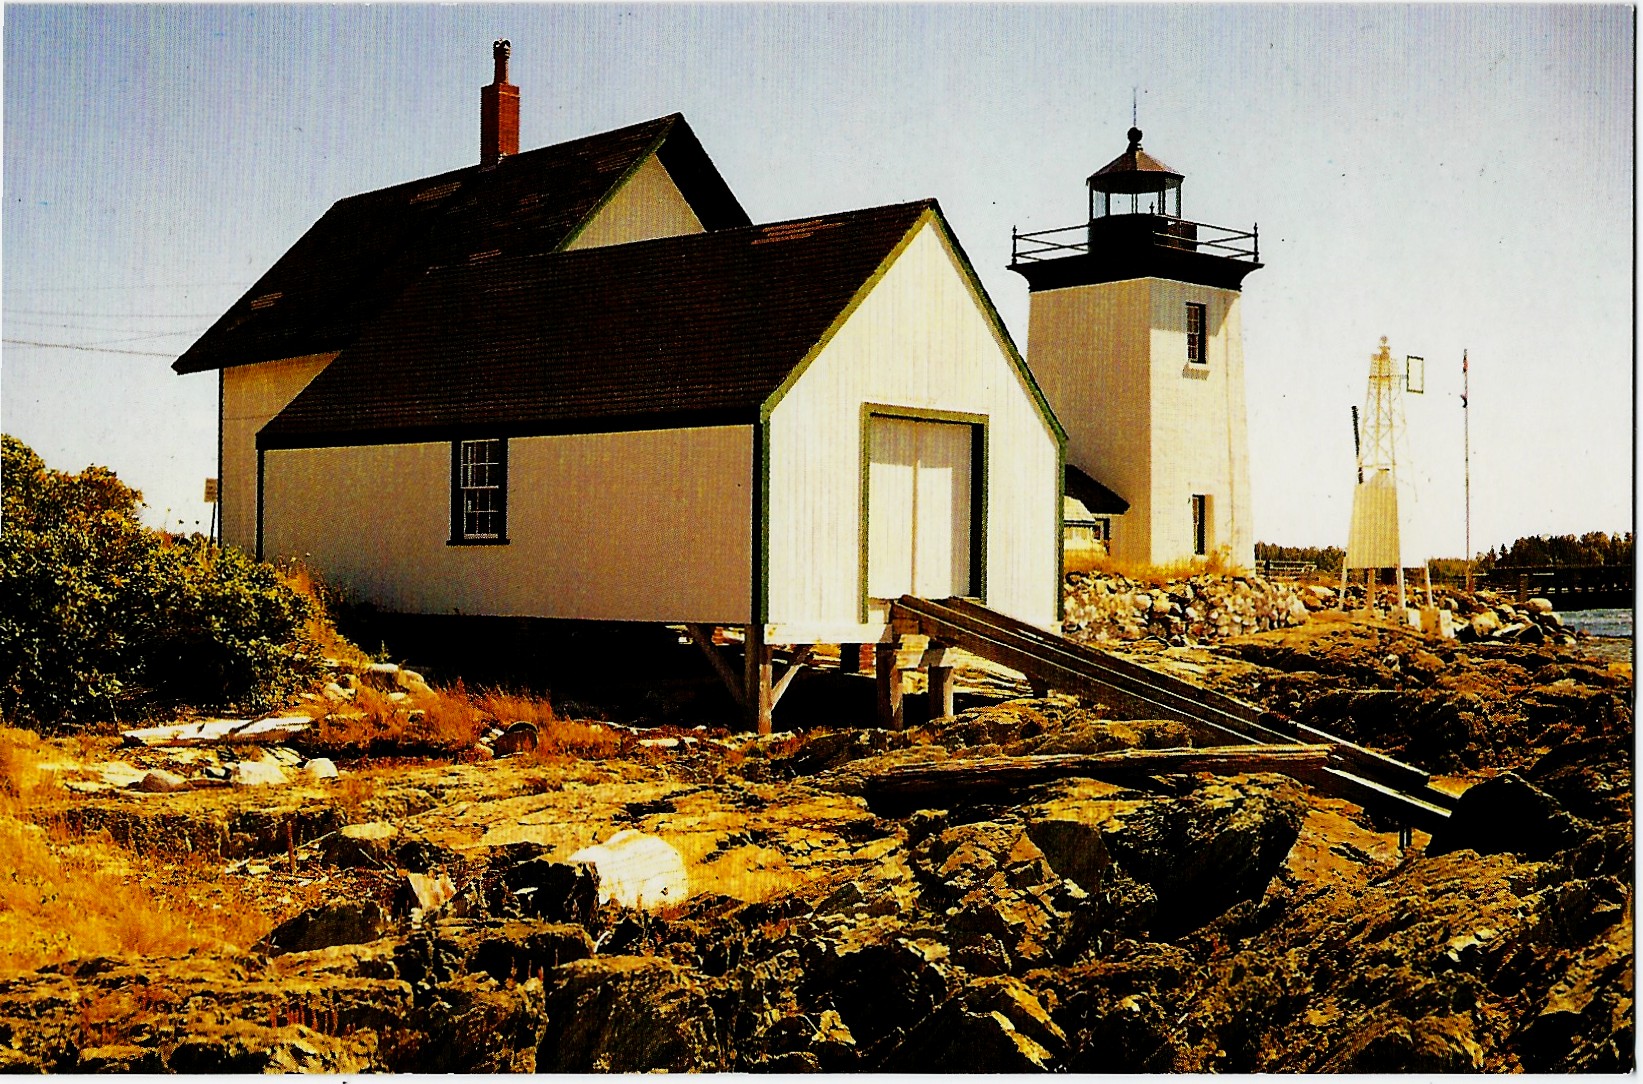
[3,3,1634,555]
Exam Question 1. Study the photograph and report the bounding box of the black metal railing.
[1011,215,1260,265]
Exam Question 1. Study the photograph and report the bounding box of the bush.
[0,435,319,728]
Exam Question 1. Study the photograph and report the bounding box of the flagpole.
[1463,350,1472,595]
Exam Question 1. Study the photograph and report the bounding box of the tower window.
[1191,494,1209,556]
[1186,303,1207,364]
[452,438,508,544]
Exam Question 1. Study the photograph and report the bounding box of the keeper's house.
[174,44,1064,725]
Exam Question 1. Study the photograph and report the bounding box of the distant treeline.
[1254,543,1344,573]
[1477,532,1633,569]
[1256,532,1633,577]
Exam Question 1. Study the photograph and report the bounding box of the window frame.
[1186,301,1208,365]
[449,437,510,546]
[1191,493,1208,556]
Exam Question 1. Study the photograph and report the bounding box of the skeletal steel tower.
[1342,336,1429,611]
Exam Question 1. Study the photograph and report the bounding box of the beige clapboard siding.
[262,426,753,623]
[1024,280,1152,563]
[1147,281,1253,567]
[766,219,1061,637]
[220,353,336,553]
[1023,277,1252,567]
[563,153,704,251]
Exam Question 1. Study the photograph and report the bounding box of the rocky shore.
[0,608,1631,1072]
[1062,569,1595,652]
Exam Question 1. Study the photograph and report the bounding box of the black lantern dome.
[1087,127,1184,218]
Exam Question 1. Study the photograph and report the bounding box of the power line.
[3,282,253,294]
[2,338,178,358]
[4,318,206,334]
[1,307,224,318]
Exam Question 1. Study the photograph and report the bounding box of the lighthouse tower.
[1011,127,1263,567]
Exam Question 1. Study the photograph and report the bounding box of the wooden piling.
[744,624,774,736]
[875,640,904,731]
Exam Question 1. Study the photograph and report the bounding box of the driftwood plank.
[865,743,1332,809]
[121,715,313,748]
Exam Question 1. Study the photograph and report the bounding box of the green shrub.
[0,435,318,728]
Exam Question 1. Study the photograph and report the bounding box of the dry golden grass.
[300,680,487,758]
[1066,544,1249,584]
[476,688,620,761]
[525,718,621,762]
[297,678,623,762]
[0,727,267,975]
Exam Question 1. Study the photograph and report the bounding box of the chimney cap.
[492,39,511,83]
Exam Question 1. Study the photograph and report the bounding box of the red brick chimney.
[481,39,519,167]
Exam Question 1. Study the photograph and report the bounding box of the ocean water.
[1557,607,1634,640]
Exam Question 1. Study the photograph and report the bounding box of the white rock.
[568,829,689,911]
[303,758,339,782]
[134,769,189,793]
[402,871,456,917]
[396,669,432,695]
[1526,597,1554,615]
[1470,611,1501,637]
[232,760,288,787]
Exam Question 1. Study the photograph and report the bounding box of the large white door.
[867,415,975,601]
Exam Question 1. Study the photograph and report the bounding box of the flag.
[1461,350,1468,408]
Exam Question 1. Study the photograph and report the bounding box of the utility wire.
[2,322,200,347]
[4,318,207,334]
[2,339,178,358]
[2,307,223,318]
[4,282,253,293]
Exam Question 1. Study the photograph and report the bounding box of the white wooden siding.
[262,425,752,623]
[1024,281,1152,562]
[866,417,918,599]
[866,416,974,600]
[765,219,1060,639]
[219,353,336,553]
[564,153,704,251]
[1023,278,1252,568]
[1147,280,1252,567]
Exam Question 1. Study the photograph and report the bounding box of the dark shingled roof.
[174,114,748,374]
[1088,127,1183,195]
[1064,464,1129,515]
[258,200,937,448]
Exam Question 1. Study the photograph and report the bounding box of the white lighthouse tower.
[1011,127,1263,567]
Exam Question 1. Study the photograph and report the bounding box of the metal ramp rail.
[889,595,1456,832]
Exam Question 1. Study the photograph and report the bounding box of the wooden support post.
[743,624,774,736]
[770,646,814,708]
[685,624,746,708]
[875,639,904,731]
[839,643,864,674]
[1028,678,1051,698]
[925,645,956,721]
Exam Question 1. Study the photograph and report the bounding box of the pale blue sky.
[3,4,1633,552]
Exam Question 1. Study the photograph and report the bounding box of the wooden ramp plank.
[887,595,1455,826]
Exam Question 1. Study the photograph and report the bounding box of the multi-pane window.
[1186,302,1207,365]
[456,438,506,542]
[1191,494,1208,556]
